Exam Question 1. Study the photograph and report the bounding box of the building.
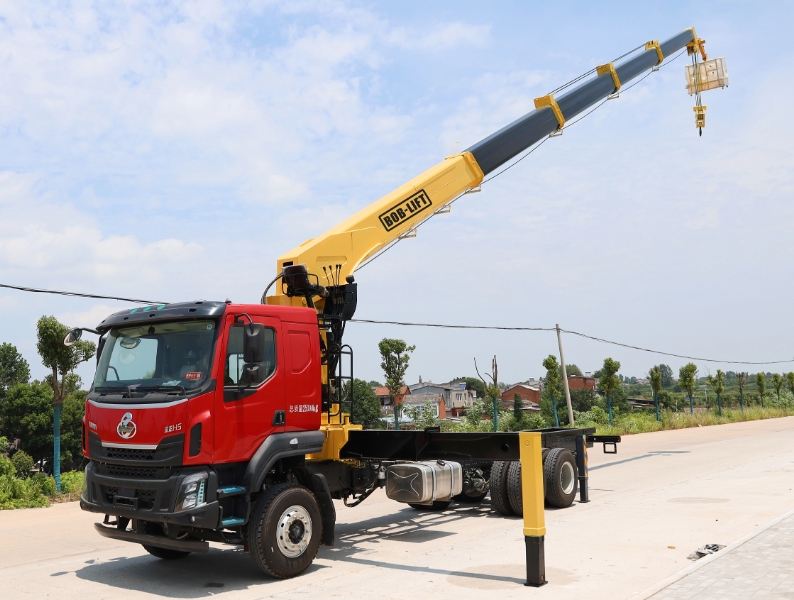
[408,380,475,417]
[401,392,447,420]
[567,376,597,391]
[500,383,541,413]
[373,385,410,416]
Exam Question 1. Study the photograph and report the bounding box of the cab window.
[224,325,276,386]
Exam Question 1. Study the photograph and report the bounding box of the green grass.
[586,406,794,436]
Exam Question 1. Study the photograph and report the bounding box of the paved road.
[1,417,793,599]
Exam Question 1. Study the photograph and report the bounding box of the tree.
[0,343,30,397]
[378,338,414,431]
[559,363,583,378]
[452,376,486,400]
[1,382,86,471]
[707,370,725,417]
[541,355,562,427]
[404,401,437,430]
[678,363,698,415]
[474,356,501,431]
[512,393,524,421]
[657,364,675,388]
[345,379,384,429]
[36,316,95,491]
[2,381,53,464]
[771,373,784,405]
[569,389,595,412]
[755,372,766,408]
[366,380,382,389]
[736,372,748,411]
[787,373,794,399]
[649,366,662,422]
[597,358,621,425]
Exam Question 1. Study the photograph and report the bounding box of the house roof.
[374,386,409,396]
[504,383,541,392]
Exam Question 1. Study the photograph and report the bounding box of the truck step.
[217,486,246,498]
[221,517,246,527]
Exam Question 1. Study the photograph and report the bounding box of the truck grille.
[103,486,158,510]
[97,463,171,479]
[104,447,155,461]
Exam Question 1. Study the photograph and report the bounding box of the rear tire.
[506,461,524,516]
[248,483,322,579]
[136,521,191,560]
[544,448,578,508]
[488,460,513,516]
[408,500,451,511]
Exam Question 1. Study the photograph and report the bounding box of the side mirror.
[241,363,264,387]
[243,324,266,363]
[63,328,83,347]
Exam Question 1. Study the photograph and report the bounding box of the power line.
[349,319,794,366]
[1,282,789,365]
[0,283,165,305]
[351,319,555,332]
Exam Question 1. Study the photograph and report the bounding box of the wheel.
[544,448,578,508]
[506,461,524,516]
[247,483,322,579]
[136,521,191,560]
[488,460,513,516]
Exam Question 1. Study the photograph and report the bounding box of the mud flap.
[294,468,336,546]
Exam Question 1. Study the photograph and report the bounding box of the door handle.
[272,410,285,426]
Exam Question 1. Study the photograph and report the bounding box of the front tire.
[248,483,322,579]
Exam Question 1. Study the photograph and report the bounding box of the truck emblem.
[117,412,137,439]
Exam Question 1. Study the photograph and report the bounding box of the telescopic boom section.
[268,27,701,308]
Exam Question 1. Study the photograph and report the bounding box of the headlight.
[177,472,208,510]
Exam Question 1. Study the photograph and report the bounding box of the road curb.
[629,506,794,600]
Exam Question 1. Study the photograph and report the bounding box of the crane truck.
[67,27,724,580]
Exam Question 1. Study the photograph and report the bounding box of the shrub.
[60,470,84,495]
[0,456,16,477]
[11,451,34,479]
[574,405,609,427]
[30,473,56,496]
[0,474,49,509]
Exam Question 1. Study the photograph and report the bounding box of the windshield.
[94,320,218,392]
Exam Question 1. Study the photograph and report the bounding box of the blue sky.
[1,1,792,388]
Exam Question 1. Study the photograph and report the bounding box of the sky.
[1,0,792,388]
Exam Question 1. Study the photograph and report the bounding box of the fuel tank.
[385,460,462,505]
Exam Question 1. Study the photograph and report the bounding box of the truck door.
[214,314,286,462]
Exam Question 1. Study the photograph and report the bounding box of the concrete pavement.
[1,416,792,599]
[649,509,794,599]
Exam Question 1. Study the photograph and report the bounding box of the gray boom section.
[467,29,696,175]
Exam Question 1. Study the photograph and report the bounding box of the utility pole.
[556,324,575,427]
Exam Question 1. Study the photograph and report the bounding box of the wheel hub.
[560,461,575,495]
[276,505,312,558]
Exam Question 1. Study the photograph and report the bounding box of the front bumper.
[93,522,209,553]
[81,460,221,530]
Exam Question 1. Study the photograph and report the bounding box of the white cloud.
[387,22,491,50]
[56,304,118,329]
[0,170,203,284]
